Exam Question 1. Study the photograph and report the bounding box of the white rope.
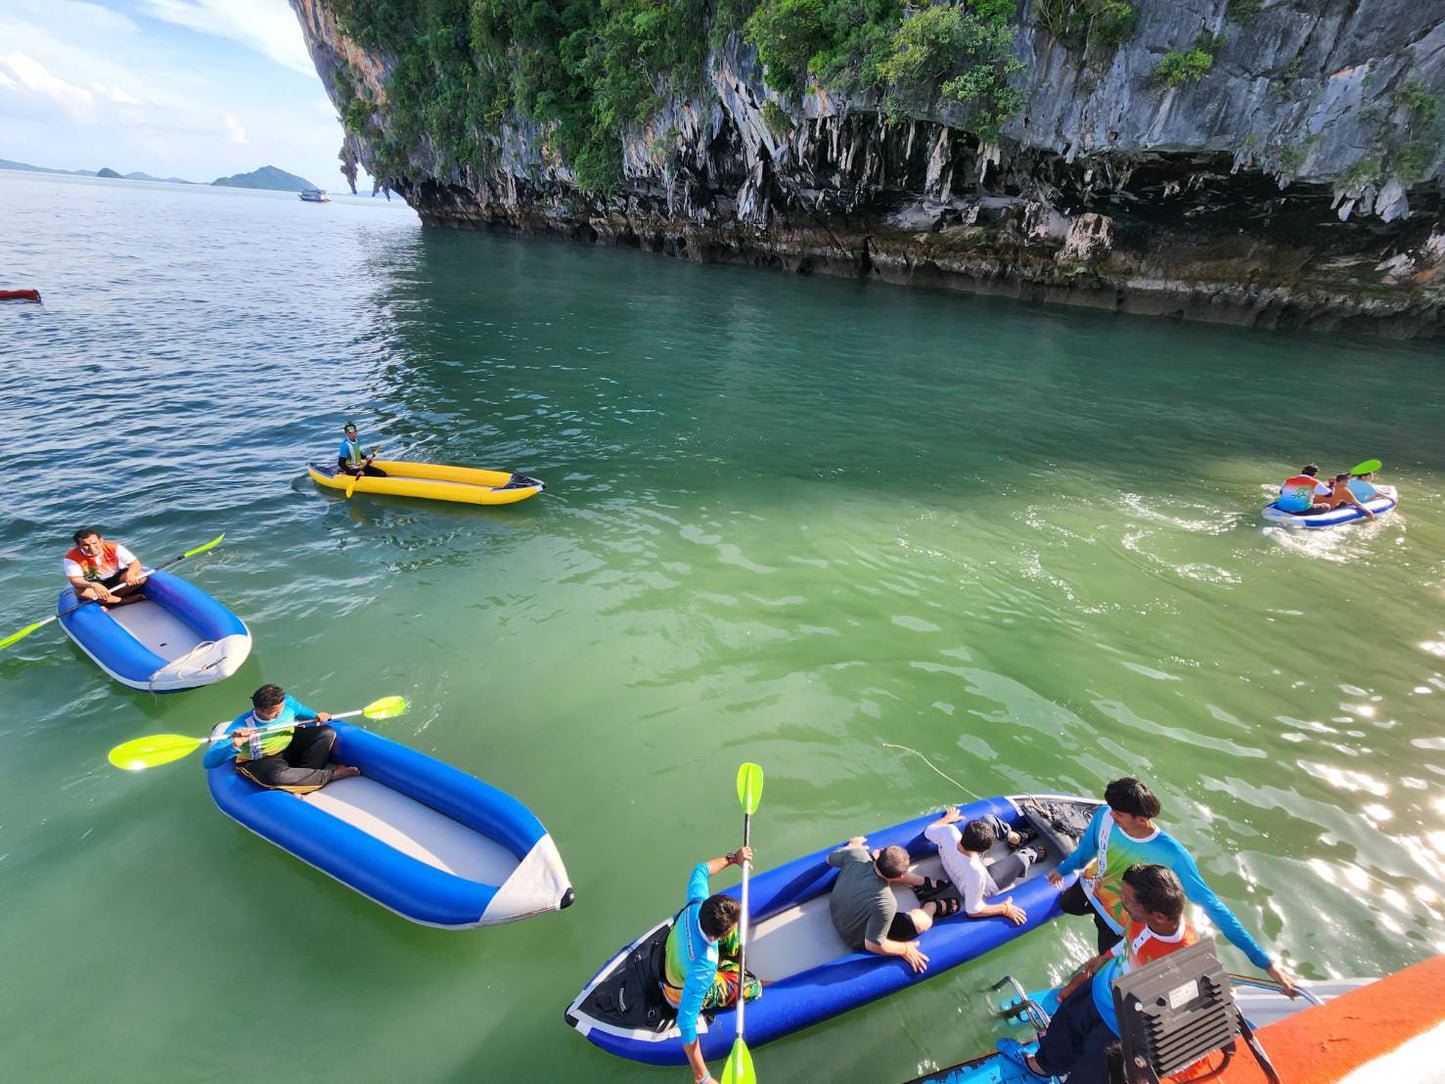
[881,741,986,804]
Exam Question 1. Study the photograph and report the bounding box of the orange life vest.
[65,541,122,581]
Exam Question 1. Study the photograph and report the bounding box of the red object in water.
[0,289,42,303]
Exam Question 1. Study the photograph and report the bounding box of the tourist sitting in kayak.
[337,421,385,478]
[1274,464,1331,515]
[924,808,1044,926]
[663,847,761,1084]
[1048,777,1294,995]
[1317,472,1376,518]
[1347,466,1385,503]
[64,528,146,607]
[201,683,359,793]
[999,864,1201,1083]
[827,837,955,975]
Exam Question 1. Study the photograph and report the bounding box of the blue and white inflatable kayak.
[1261,486,1396,528]
[57,569,251,691]
[565,794,1099,1064]
[207,721,575,928]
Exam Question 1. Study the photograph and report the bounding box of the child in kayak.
[338,421,386,478]
[1317,473,1376,518]
[1347,467,1385,503]
[924,808,1043,926]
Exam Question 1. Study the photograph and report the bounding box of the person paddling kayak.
[1274,464,1331,515]
[1317,472,1376,518]
[64,528,147,607]
[201,683,359,793]
[338,421,386,478]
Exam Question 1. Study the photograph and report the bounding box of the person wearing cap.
[201,683,359,792]
[64,528,147,607]
[337,422,386,478]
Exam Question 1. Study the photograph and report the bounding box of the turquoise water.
[1,170,1443,1082]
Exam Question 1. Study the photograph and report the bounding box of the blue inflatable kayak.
[58,569,251,691]
[1261,486,1396,528]
[565,794,1099,1064]
[207,721,575,928]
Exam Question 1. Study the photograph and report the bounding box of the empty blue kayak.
[57,569,251,691]
[207,721,575,928]
[566,793,1099,1064]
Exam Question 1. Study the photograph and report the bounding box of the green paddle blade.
[362,695,408,720]
[182,533,225,559]
[108,734,206,772]
[0,620,48,651]
[721,1037,756,1084]
[736,762,764,815]
[1350,458,1382,475]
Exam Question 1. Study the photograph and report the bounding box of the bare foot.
[329,765,360,782]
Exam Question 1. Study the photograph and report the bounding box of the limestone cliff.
[290,0,1445,336]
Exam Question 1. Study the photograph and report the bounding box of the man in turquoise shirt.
[337,421,385,478]
[1048,777,1294,995]
[660,848,759,1084]
[202,683,359,792]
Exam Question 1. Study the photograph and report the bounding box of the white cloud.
[0,52,96,118]
[224,113,247,143]
[139,0,316,76]
[92,81,142,107]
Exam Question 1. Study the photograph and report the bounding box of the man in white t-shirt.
[63,528,147,606]
[923,808,1043,926]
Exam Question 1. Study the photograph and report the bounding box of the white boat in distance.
[298,189,331,202]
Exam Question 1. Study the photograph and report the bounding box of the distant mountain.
[210,165,317,192]
[124,171,192,184]
[0,157,96,176]
[95,167,123,178]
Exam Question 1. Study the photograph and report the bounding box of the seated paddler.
[64,528,147,607]
[337,421,386,478]
[663,847,762,1084]
[202,683,359,792]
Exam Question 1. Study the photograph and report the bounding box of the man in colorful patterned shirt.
[660,848,761,1084]
[1049,777,1294,995]
[999,864,1200,1082]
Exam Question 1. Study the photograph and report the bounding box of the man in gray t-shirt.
[826,837,952,974]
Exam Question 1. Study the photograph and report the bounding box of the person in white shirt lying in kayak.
[63,528,147,607]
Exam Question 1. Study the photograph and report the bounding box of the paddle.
[0,534,225,652]
[1351,458,1382,475]
[106,694,408,771]
[722,762,764,1084]
[343,447,382,498]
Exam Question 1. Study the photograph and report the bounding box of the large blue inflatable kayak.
[1261,486,1396,527]
[207,721,575,928]
[565,794,1100,1064]
[57,569,251,691]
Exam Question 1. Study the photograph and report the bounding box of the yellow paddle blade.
[107,734,206,771]
[362,695,407,720]
[0,621,48,651]
[181,533,225,559]
[736,762,764,815]
[721,1037,755,1084]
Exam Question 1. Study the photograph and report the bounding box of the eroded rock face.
[289,0,1444,337]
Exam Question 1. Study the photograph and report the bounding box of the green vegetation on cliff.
[329,0,1041,189]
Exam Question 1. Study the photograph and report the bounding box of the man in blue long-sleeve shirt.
[1048,777,1295,996]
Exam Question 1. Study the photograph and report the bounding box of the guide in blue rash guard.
[337,421,386,477]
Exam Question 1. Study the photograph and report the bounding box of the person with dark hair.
[1049,778,1294,996]
[63,529,146,607]
[660,847,761,1084]
[200,684,359,792]
[337,421,386,478]
[826,836,955,975]
[923,808,1043,925]
[1316,472,1376,518]
[1275,463,1332,515]
[999,864,1199,1083]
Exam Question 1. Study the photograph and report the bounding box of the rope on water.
[881,741,985,804]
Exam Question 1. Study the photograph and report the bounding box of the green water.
[1,171,1443,1082]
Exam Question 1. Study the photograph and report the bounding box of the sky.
[0,0,369,188]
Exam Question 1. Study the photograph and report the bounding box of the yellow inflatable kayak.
[307,460,545,506]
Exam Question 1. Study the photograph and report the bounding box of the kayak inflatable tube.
[207,721,575,928]
[57,569,251,692]
[1262,485,1395,528]
[566,793,1100,1064]
[307,460,544,506]
[0,289,41,303]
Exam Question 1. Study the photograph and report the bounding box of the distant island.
[211,165,318,192]
[2,157,322,193]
